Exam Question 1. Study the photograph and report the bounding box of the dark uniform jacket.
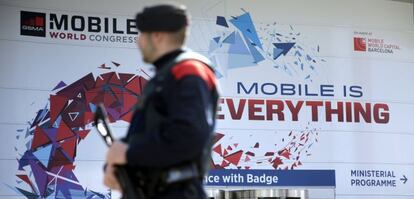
[124,49,218,199]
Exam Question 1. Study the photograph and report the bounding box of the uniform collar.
[153,48,184,70]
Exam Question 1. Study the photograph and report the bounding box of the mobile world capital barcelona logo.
[353,32,400,54]
[20,11,46,37]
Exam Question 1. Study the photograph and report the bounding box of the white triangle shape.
[68,112,79,121]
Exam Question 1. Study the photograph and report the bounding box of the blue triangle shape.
[223,32,236,44]
[213,36,221,44]
[273,43,296,55]
[246,40,265,63]
[229,12,262,49]
[53,116,62,128]
[216,16,229,27]
[228,32,250,54]
[52,81,67,91]
[89,103,97,113]
[33,144,53,167]
[44,128,57,142]
[273,48,284,60]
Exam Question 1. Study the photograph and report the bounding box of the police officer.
[104,3,219,199]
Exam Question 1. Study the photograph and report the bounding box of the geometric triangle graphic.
[246,40,265,63]
[273,48,284,60]
[33,144,53,167]
[77,130,90,140]
[111,61,120,67]
[273,43,295,57]
[213,36,221,44]
[44,128,58,142]
[68,112,79,121]
[228,31,250,55]
[16,187,39,199]
[31,127,51,149]
[216,16,229,27]
[88,103,96,113]
[60,137,77,160]
[49,149,71,168]
[52,81,67,91]
[229,12,262,49]
[223,32,236,44]
[56,122,74,142]
[213,144,222,156]
[30,161,48,196]
[224,150,243,166]
[49,95,68,126]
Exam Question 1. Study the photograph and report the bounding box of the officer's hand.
[103,164,121,191]
[106,141,128,165]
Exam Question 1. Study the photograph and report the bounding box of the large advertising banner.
[0,3,413,199]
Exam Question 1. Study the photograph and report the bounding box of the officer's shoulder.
[170,52,216,89]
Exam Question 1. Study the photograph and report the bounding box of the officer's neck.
[153,47,184,70]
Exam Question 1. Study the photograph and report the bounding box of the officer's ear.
[148,31,165,45]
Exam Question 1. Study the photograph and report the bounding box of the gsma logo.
[21,11,46,37]
[353,37,366,51]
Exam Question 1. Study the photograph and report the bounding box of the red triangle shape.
[83,112,94,125]
[63,164,76,171]
[224,150,243,166]
[244,156,251,162]
[213,144,222,156]
[77,130,90,140]
[31,126,51,149]
[109,73,122,85]
[220,160,230,168]
[279,149,291,159]
[125,77,141,95]
[119,73,134,84]
[85,88,99,105]
[60,137,77,159]
[123,92,137,112]
[139,76,148,93]
[56,121,74,142]
[17,174,36,192]
[223,149,228,157]
[101,72,115,82]
[272,157,283,169]
[50,95,67,125]
[120,110,134,122]
[213,133,225,144]
[95,76,107,88]
[49,149,71,168]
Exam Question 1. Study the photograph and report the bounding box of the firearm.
[94,104,145,199]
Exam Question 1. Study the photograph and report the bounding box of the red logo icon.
[354,37,366,51]
[21,11,46,37]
